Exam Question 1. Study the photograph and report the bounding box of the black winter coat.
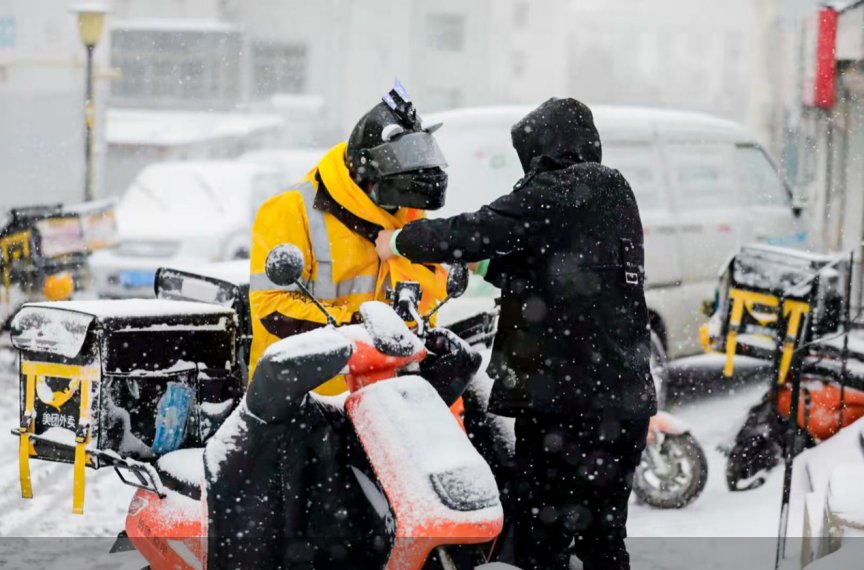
[396,98,657,419]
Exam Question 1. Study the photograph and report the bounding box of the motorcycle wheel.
[633,432,707,509]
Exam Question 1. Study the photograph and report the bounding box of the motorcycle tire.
[633,432,708,509]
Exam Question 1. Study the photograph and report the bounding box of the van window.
[604,144,663,210]
[670,146,733,209]
[736,145,791,207]
[433,126,524,217]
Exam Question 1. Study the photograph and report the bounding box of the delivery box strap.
[18,372,37,500]
[21,361,100,381]
[776,300,810,385]
[16,365,97,513]
[723,289,810,380]
[72,379,92,515]
[18,413,34,500]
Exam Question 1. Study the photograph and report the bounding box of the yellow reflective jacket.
[248,143,448,391]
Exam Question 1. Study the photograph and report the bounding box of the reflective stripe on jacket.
[248,143,447,388]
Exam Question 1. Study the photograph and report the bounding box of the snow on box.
[10,306,94,358]
[21,299,234,319]
[11,299,233,359]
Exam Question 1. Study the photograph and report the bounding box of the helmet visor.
[367,132,448,176]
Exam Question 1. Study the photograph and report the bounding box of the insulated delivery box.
[702,244,847,382]
[9,299,242,513]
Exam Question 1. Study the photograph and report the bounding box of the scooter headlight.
[429,463,499,512]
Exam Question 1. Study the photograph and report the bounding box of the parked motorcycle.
[700,244,864,491]
[631,331,708,509]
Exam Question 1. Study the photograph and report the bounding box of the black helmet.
[346,83,448,210]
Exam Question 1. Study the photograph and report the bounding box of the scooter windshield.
[359,301,424,357]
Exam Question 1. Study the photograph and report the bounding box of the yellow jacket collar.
[317,143,422,230]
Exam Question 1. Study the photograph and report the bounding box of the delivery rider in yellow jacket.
[249,83,450,392]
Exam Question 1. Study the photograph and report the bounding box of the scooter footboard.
[346,375,503,569]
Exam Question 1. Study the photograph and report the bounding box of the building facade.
[108,0,569,138]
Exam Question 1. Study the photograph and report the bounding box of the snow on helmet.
[346,80,448,210]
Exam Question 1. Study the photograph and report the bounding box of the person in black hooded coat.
[376,98,657,570]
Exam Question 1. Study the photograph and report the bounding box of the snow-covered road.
[627,382,787,569]
[0,358,791,568]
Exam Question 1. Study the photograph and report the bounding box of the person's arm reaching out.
[377,181,562,264]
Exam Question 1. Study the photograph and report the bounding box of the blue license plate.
[116,270,155,289]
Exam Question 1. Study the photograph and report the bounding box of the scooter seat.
[155,448,204,500]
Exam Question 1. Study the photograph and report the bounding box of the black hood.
[510,98,602,174]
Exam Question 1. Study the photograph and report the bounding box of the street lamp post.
[70,4,108,202]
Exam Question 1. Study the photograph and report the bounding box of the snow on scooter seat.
[347,375,502,533]
[157,448,205,486]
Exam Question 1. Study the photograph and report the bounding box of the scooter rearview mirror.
[265,244,305,287]
[446,262,469,299]
[265,243,337,327]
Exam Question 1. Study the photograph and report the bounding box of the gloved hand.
[418,328,482,406]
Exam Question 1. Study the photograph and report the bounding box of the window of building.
[426,13,465,52]
[110,28,242,106]
[736,145,791,207]
[252,42,307,97]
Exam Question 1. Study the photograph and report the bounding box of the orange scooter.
[119,245,505,570]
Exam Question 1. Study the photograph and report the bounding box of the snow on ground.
[0,353,801,568]
[626,382,786,570]
[629,382,782,539]
[0,356,142,568]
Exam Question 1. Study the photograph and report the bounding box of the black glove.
[418,328,482,406]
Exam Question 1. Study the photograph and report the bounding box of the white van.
[90,161,283,298]
[429,106,806,357]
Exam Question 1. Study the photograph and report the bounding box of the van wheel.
[649,312,667,351]
[649,329,669,409]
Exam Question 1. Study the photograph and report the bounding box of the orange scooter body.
[776,380,864,441]
[346,336,502,569]
[123,325,501,570]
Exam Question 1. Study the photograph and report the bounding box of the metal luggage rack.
[9,428,167,498]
